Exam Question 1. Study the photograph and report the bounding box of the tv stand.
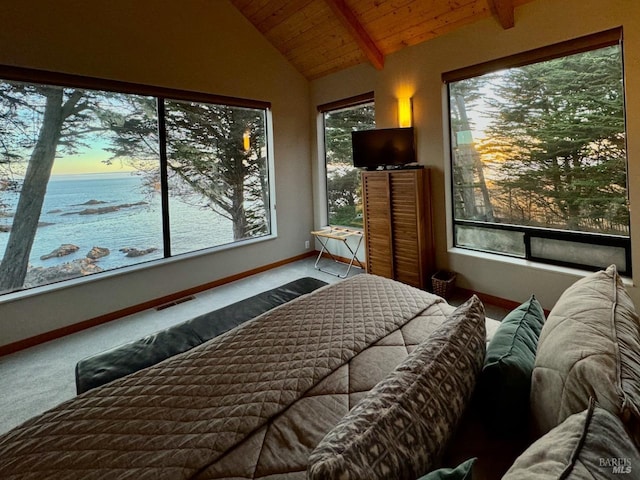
[363,164,424,171]
[379,164,423,170]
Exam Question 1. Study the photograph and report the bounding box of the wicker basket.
[431,270,457,299]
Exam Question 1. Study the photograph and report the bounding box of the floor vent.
[155,295,196,311]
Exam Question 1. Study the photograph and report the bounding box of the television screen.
[351,127,416,169]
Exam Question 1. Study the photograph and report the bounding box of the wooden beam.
[488,0,515,29]
[324,0,384,70]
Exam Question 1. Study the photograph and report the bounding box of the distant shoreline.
[48,171,141,181]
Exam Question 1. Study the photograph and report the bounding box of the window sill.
[448,246,633,286]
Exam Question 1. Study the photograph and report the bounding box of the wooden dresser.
[361,168,434,289]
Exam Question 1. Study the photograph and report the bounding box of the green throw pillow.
[418,458,476,480]
[478,295,545,438]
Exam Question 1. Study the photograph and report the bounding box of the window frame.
[455,220,632,274]
[0,65,275,294]
[318,91,375,229]
[442,28,632,275]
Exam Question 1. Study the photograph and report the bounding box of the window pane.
[324,102,375,228]
[164,101,270,254]
[0,77,274,297]
[0,81,162,294]
[455,225,525,257]
[530,237,627,272]
[450,45,628,235]
[449,42,630,270]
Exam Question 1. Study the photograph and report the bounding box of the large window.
[0,70,272,295]
[445,29,631,274]
[320,93,375,228]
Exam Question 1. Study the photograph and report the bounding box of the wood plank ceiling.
[230,0,537,80]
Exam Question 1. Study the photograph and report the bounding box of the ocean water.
[0,172,234,272]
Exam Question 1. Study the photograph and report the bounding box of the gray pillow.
[530,265,640,442]
[504,399,640,479]
[307,296,486,480]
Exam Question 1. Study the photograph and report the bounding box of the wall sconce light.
[397,97,412,128]
[243,130,251,152]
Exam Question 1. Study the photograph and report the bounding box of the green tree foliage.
[166,102,269,239]
[0,84,110,291]
[481,46,628,234]
[0,81,270,293]
[324,103,374,227]
[108,100,269,240]
[325,103,375,166]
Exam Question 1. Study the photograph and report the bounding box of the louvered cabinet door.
[389,170,431,288]
[362,172,393,279]
[361,168,434,289]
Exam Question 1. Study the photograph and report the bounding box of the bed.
[0,274,498,479]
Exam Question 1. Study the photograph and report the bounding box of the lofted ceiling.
[230,0,537,80]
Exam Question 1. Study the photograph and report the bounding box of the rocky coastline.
[2,197,159,287]
[24,243,158,288]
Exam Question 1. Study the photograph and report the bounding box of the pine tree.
[0,84,109,291]
[480,45,628,234]
[324,103,374,227]
[0,82,270,292]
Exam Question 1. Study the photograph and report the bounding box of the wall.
[0,0,313,347]
[311,0,640,310]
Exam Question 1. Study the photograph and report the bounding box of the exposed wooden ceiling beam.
[488,0,515,29]
[324,0,384,70]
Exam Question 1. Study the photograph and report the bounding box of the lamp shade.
[243,130,250,151]
[398,97,412,128]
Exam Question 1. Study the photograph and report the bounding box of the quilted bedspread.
[0,275,463,479]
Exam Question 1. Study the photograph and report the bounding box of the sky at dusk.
[51,151,137,175]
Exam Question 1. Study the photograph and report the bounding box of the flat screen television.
[351,127,416,170]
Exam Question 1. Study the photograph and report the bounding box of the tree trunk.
[259,158,270,233]
[0,89,65,291]
[453,95,477,219]
[473,151,494,221]
[230,154,247,240]
[454,94,494,220]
